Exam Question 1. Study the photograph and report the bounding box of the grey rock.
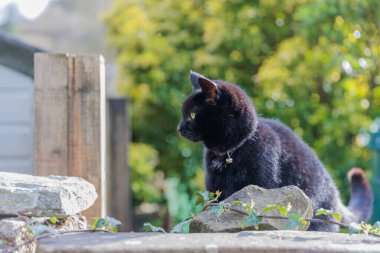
[55,215,88,231]
[0,218,26,240]
[0,172,97,216]
[190,185,313,232]
[0,218,35,253]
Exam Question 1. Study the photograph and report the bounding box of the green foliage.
[50,216,57,224]
[315,208,342,222]
[242,211,262,230]
[348,221,380,236]
[106,0,380,225]
[129,143,162,205]
[92,216,122,232]
[260,205,290,217]
[143,190,380,237]
[285,213,307,230]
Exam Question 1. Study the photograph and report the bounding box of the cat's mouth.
[179,132,201,142]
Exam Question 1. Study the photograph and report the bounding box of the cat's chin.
[180,133,201,142]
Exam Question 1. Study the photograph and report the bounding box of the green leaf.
[260,205,288,216]
[242,211,262,230]
[231,201,243,206]
[105,216,122,230]
[332,212,341,222]
[143,222,166,233]
[212,203,225,218]
[170,219,191,233]
[315,208,341,222]
[92,217,106,230]
[315,208,330,216]
[50,216,57,224]
[348,222,362,235]
[285,213,305,230]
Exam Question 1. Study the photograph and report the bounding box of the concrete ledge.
[36,231,380,253]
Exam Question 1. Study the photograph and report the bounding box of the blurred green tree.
[105,0,380,225]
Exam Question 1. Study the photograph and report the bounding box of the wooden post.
[34,53,106,221]
[108,98,132,231]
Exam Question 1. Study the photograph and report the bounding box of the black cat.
[178,71,373,231]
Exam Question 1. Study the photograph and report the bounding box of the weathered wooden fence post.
[108,98,132,231]
[34,53,106,221]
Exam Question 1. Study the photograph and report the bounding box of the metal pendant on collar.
[226,151,233,164]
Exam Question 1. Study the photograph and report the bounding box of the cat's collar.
[211,131,255,164]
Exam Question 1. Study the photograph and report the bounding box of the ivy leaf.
[260,205,288,216]
[143,222,166,233]
[242,211,262,230]
[315,208,341,222]
[105,216,122,229]
[285,213,306,230]
[92,217,106,230]
[50,216,58,224]
[212,202,225,218]
[348,222,362,235]
[315,208,330,216]
[332,212,341,223]
[170,219,191,233]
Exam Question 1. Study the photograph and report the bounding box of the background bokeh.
[105,0,380,229]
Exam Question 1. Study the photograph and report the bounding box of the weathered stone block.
[36,231,380,253]
[0,172,97,217]
[190,185,313,232]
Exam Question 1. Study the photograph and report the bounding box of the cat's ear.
[189,70,218,100]
[189,70,203,91]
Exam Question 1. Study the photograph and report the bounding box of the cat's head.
[177,71,257,153]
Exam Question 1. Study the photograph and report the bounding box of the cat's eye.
[189,112,196,120]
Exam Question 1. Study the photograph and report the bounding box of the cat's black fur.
[178,71,373,231]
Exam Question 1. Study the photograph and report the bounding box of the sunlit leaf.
[332,212,341,223]
[50,216,57,224]
[315,208,330,216]
[260,205,288,216]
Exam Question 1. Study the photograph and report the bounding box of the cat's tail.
[346,167,373,222]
